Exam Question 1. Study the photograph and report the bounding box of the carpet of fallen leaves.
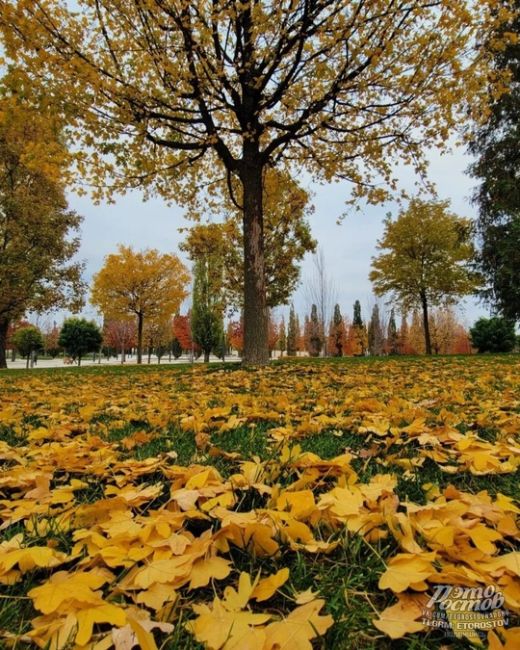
[0,357,520,649]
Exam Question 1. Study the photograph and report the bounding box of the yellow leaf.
[373,594,427,639]
[76,603,126,645]
[251,568,289,602]
[263,599,333,650]
[378,553,436,593]
[188,556,231,589]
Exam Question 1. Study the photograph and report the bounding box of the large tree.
[468,1,520,321]
[0,72,84,368]
[0,0,503,363]
[91,246,189,364]
[370,199,478,354]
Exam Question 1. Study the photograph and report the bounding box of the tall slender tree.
[309,305,323,358]
[191,258,225,364]
[368,304,384,356]
[286,305,298,357]
[329,304,346,357]
[0,1,503,364]
[387,308,399,355]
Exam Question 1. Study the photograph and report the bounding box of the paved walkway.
[5,354,241,369]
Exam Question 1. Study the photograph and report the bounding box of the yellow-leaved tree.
[91,246,189,364]
[0,0,510,363]
[369,199,479,355]
[0,69,85,368]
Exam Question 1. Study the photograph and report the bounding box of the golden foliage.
[0,357,519,647]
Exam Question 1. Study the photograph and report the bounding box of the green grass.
[1,354,519,648]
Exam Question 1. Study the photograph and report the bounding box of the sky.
[66,141,490,329]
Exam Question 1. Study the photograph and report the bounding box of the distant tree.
[277,317,287,357]
[350,300,367,356]
[59,318,102,366]
[368,304,384,356]
[227,320,244,356]
[191,257,225,364]
[470,317,517,353]
[12,326,43,368]
[329,304,346,357]
[409,310,425,354]
[144,316,172,364]
[287,305,298,357]
[171,337,182,360]
[387,309,399,355]
[91,246,189,364]
[295,315,303,352]
[307,248,334,356]
[173,314,194,356]
[308,305,322,358]
[399,313,412,355]
[103,319,136,364]
[370,199,479,354]
[0,72,85,368]
[267,312,279,357]
[42,322,62,359]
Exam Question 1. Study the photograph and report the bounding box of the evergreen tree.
[387,308,399,355]
[351,300,367,355]
[368,304,384,355]
[278,317,286,357]
[468,4,520,321]
[287,304,298,356]
[329,304,346,357]
[295,315,302,351]
[470,317,517,353]
[309,304,322,357]
[399,313,410,354]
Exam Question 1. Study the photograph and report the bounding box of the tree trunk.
[241,157,269,365]
[421,293,432,355]
[204,350,210,363]
[137,313,143,364]
[0,319,8,369]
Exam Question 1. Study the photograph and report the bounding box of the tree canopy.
[370,199,478,354]
[0,0,505,363]
[0,70,84,368]
[91,246,189,364]
[58,318,102,366]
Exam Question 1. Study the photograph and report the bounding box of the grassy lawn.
[0,355,519,649]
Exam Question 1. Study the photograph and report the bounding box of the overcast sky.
[67,142,490,329]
